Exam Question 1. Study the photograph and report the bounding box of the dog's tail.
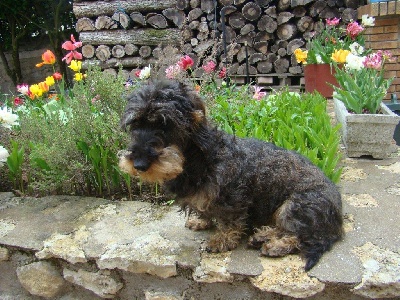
[283,190,344,271]
[302,238,339,271]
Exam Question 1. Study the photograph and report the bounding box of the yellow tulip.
[69,60,82,72]
[331,49,351,63]
[294,49,308,64]
[45,76,55,87]
[74,72,84,81]
[29,84,43,97]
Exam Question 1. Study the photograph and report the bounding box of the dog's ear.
[121,102,142,131]
[121,88,147,131]
[121,110,134,131]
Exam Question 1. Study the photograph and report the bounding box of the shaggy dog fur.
[119,79,343,271]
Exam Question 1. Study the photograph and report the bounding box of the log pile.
[73,0,360,85]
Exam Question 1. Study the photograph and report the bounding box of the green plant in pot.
[294,15,375,97]
[332,50,399,158]
[333,50,393,114]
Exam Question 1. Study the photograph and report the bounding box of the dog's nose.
[134,160,149,172]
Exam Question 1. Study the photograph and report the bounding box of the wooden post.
[221,9,230,85]
[245,41,250,84]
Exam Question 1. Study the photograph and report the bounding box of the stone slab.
[1,149,400,299]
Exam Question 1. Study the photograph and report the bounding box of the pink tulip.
[346,21,364,40]
[62,35,83,64]
[165,64,182,79]
[178,55,194,70]
[326,17,340,26]
[253,86,266,100]
[62,34,82,51]
[363,52,383,69]
[202,61,216,73]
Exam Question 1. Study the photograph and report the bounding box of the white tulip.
[0,107,19,129]
[0,145,9,167]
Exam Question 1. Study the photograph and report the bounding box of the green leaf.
[32,158,51,171]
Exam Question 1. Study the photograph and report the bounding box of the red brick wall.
[358,3,400,99]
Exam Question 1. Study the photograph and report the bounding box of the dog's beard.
[118,145,185,183]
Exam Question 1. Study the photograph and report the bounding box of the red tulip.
[52,72,63,80]
[14,97,24,106]
[218,67,227,79]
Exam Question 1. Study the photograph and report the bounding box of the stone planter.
[334,98,400,159]
[385,97,400,146]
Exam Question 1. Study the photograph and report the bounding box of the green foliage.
[332,65,393,114]
[2,71,342,196]
[76,140,122,197]
[307,24,345,64]
[6,140,25,191]
[6,67,136,196]
[205,85,342,183]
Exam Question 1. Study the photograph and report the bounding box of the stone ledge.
[1,154,400,300]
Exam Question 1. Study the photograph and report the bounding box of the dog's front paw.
[206,229,242,252]
[185,215,213,231]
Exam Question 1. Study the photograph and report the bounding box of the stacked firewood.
[73,0,359,80]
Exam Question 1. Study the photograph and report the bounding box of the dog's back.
[231,136,342,223]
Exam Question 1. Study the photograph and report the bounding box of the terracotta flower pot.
[304,63,339,98]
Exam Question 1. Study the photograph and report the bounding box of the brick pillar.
[358,2,400,99]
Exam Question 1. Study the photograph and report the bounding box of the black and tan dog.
[119,79,343,271]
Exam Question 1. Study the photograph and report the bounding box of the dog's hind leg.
[268,193,343,271]
[248,226,300,256]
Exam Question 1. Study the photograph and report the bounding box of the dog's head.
[119,80,207,183]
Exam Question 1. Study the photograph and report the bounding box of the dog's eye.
[129,120,140,128]
[148,141,161,148]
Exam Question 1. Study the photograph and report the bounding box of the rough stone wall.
[0,49,51,96]
[2,190,400,299]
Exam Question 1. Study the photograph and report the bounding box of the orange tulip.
[36,50,56,67]
[38,81,49,93]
